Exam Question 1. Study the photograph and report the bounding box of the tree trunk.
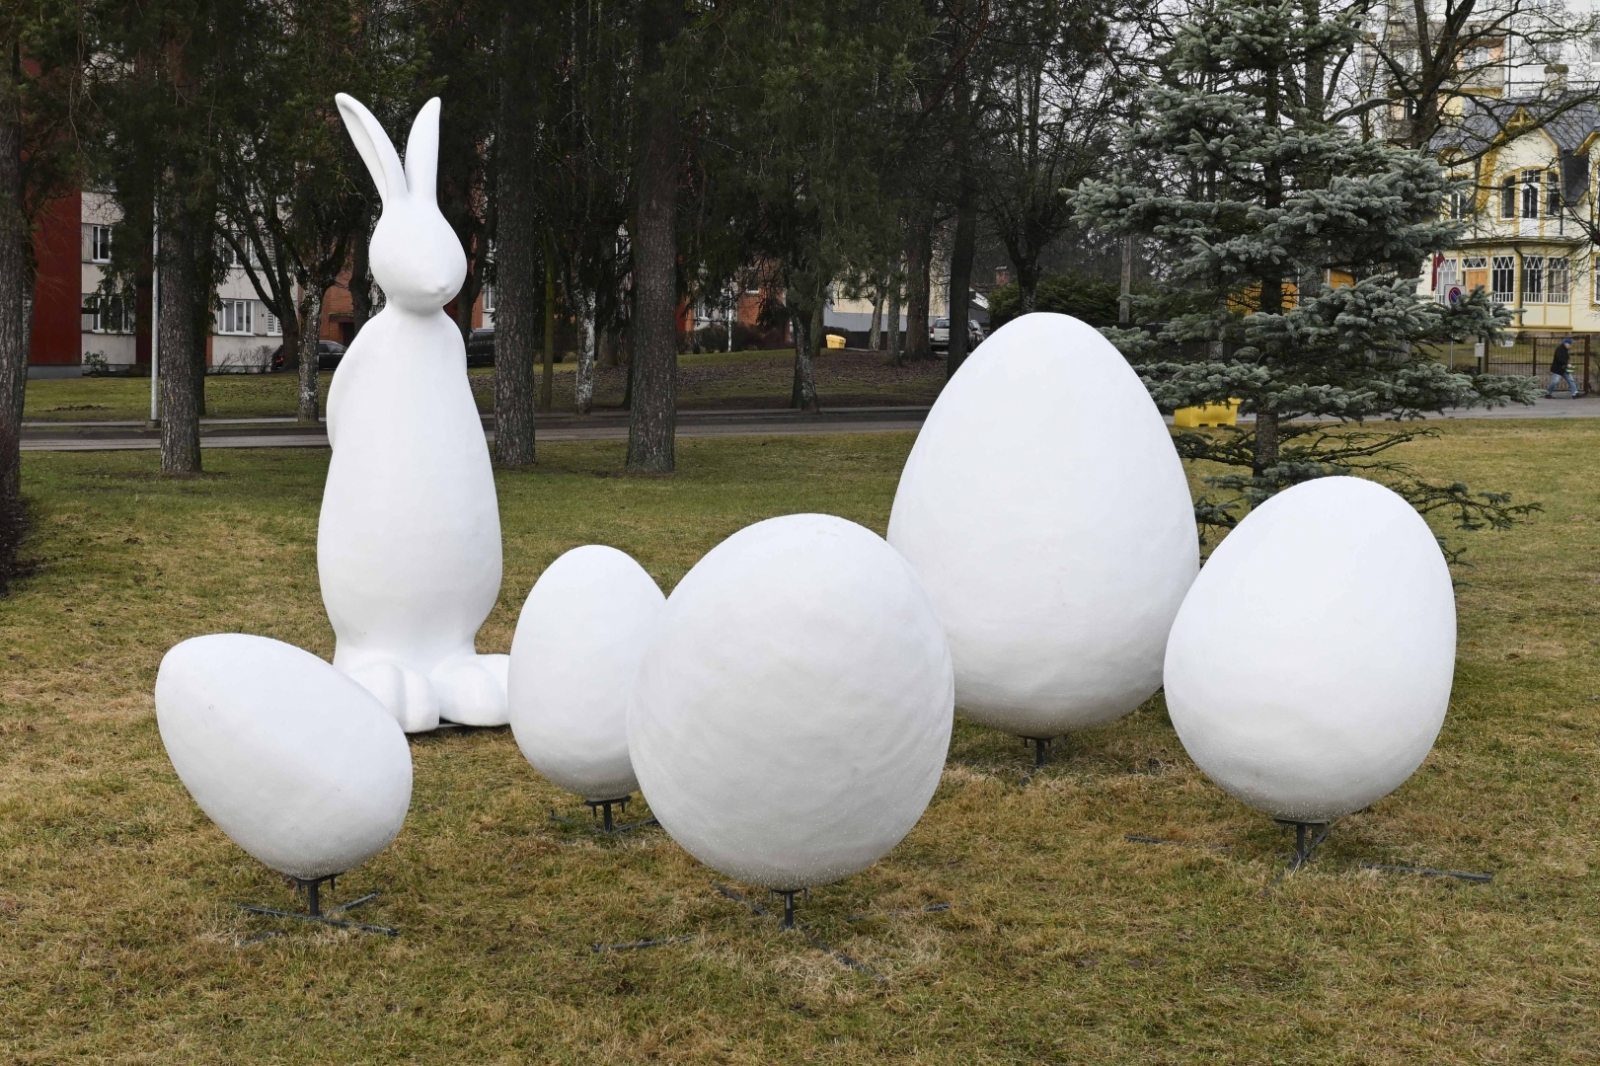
[492,6,539,465]
[296,282,321,423]
[904,215,933,360]
[1016,254,1040,314]
[1253,408,1279,479]
[455,262,480,341]
[539,252,555,412]
[158,205,203,474]
[1119,235,1134,326]
[0,65,28,509]
[885,271,902,364]
[947,190,976,378]
[867,290,882,351]
[280,289,301,378]
[626,0,683,475]
[576,289,595,414]
[788,298,819,412]
[350,207,373,336]
[191,234,213,418]
[622,328,636,410]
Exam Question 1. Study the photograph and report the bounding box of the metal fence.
[1432,335,1593,394]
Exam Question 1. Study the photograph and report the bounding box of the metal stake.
[586,796,630,833]
[1021,735,1056,768]
[237,873,397,936]
[1274,819,1333,870]
[772,888,805,930]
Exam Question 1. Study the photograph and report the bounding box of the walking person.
[1547,337,1580,398]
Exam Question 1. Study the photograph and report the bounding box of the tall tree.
[977,0,1137,312]
[411,0,497,341]
[490,0,544,464]
[0,1,83,587]
[627,0,684,472]
[92,0,254,473]
[215,0,387,423]
[1076,0,1535,545]
[687,0,926,406]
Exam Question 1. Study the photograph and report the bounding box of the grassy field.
[22,348,946,422]
[1,422,1597,1063]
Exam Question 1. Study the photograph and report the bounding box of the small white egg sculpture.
[887,312,1198,738]
[1164,477,1457,824]
[628,513,954,889]
[508,545,665,802]
[156,633,413,881]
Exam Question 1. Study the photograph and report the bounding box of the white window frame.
[1548,256,1570,304]
[1523,255,1545,303]
[1435,258,1459,303]
[481,283,495,313]
[87,294,131,334]
[90,225,112,263]
[1521,170,1541,219]
[1492,255,1516,303]
[263,305,282,336]
[216,298,253,335]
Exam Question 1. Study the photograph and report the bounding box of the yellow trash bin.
[825,333,846,350]
[1172,399,1240,428]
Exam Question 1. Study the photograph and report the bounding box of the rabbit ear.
[403,98,441,207]
[336,93,407,206]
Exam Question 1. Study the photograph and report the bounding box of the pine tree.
[1075,0,1537,545]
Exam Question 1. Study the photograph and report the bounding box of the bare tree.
[1353,0,1600,152]
[976,0,1135,312]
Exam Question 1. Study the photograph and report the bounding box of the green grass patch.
[25,348,943,423]
[1,423,1595,1062]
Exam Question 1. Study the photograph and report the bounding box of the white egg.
[1164,477,1457,823]
[508,545,665,801]
[628,514,954,889]
[155,634,413,881]
[887,312,1198,737]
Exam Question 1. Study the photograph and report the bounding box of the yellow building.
[1424,98,1597,337]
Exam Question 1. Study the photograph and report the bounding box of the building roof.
[1434,95,1600,158]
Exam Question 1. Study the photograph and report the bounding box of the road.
[19,395,1599,452]
[19,407,932,452]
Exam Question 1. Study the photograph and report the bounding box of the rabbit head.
[336,94,467,315]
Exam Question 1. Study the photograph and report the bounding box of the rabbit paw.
[432,653,510,727]
[345,660,441,733]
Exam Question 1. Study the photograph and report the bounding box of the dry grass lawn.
[1,421,1597,1063]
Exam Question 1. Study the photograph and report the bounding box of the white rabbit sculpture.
[320,94,509,733]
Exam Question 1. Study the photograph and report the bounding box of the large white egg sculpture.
[628,514,954,889]
[508,545,665,802]
[156,634,413,881]
[1164,477,1457,823]
[887,312,1198,737]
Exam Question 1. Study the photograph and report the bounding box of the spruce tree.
[1075,0,1536,544]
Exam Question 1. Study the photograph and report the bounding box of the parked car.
[929,317,983,352]
[466,327,495,367]
[271,339,348,372]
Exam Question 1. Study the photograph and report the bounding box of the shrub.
[988,272,1124,330]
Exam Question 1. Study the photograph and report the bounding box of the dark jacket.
[1552,343,1572,374]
